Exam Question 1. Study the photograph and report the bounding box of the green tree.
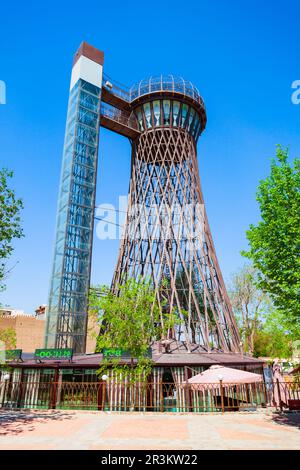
[253,309,299,359]
[89,278,162,382]
[0,169,24,289]
[242,145,300,326]
[229,265,269,356]
[0,327,17,349]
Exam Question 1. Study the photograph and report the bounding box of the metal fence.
[0,380,299,413]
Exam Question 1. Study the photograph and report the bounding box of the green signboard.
[103,348,126,358]
[34,348,73,361]
[5,349,22,361]
[102,348,151,359]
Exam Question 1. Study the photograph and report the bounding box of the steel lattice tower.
[112,77,240,353]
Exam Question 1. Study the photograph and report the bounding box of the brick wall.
[0,315,99,353]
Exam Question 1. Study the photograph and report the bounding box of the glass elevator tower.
[45,44,103,352]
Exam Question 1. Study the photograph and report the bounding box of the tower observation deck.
[45,42,240,354]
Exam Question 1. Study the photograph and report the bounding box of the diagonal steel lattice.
[113,127,240,353]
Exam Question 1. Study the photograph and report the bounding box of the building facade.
[0,346,265,412]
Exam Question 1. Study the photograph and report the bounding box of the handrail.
[103,73,130,102]
[100,103,139,131]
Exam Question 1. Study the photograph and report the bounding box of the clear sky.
[0,0,299,313]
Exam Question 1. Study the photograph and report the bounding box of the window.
[153,100,161,126]
[172,101,180,126]
[77,125,97,146]
[191,114,199,137]
[163,100,170,125]
[181,104,189,127]
[79,91,99,113]
[143,103,152,128]
[78,107,98,128]
[194,118,201,139]
[188,108,195,131]
[135,107,144,131]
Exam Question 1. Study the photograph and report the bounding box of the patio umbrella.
[188,364,263,389]
[185,365,263,411]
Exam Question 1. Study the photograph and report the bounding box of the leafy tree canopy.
[91,278,160,358]
[253,309,300,359]
[0,169,24,289]
[89,278,166,382]
[242,145,300,326]
[0,326,17,350]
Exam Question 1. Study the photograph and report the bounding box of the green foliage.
[0,327,17,349]
[0,169,24,288]
[91,278,160,357]
[253,330,291,359]
[242,145,300,326]
[97,358,154,385]
[253,310,300,359]
[90,278,162,383]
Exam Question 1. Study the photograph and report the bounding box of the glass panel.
[191,114,199,136]
[172,101,180,126]
[153,100,161,126]
[163,100,170,125]
[79,91,99,112]
[143,103,152,128]
[77,125,97,146]
[194,117,201,139]
[188,108,195,131]
[135,107,144,131]
[80,81,101,97]
[78,107,98,128]
[181,104,189,127]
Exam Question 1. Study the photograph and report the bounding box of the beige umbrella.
[188,364,263,389]
[185,365,263,411]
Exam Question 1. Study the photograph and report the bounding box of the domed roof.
[129,74,205,108]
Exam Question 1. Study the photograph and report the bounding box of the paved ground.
[0,409,299,450]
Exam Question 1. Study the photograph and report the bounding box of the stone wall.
[0,316,44,351]
[0,315,99,353]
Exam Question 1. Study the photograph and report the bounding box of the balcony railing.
[100,103,139,132]
[103,73,130,103]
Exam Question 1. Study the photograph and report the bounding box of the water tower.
[45,43,240,353]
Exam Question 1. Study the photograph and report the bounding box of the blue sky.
[0,0,299,313]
